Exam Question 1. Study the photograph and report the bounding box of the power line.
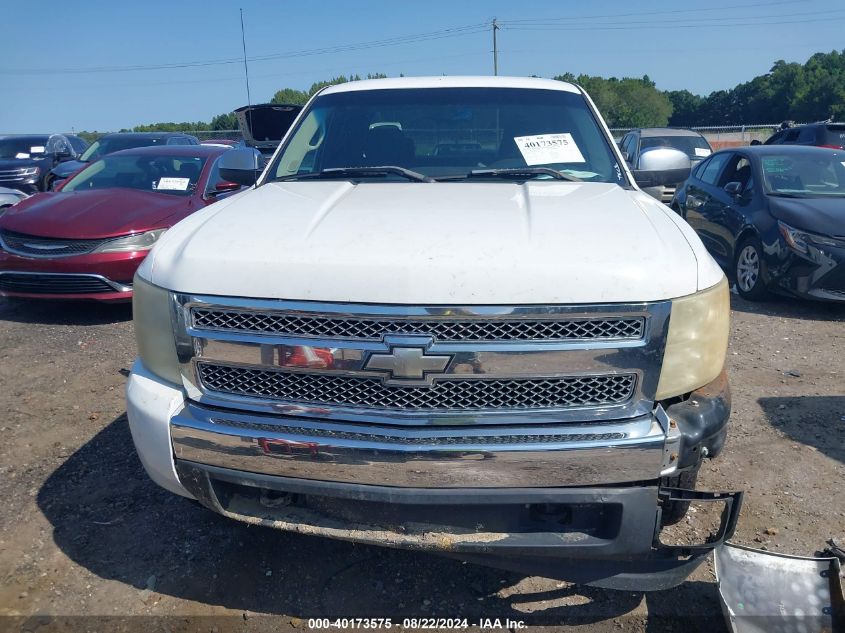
[503,7,845,28]
[0,22,489,76]
[504,15,845,31]
[499,0,809,25]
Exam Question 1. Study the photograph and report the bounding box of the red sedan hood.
[0,189,194,239]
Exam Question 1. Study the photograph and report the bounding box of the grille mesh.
[191,309,644,342]
[197,363,636,411]
[0,230,106,258]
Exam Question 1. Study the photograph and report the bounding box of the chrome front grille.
[175,295,670,425]
[0,168,29,179]
[197,362,637,411]
[0,230,106,258]
[191,308,645,342]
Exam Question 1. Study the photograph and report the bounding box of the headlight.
[20,167,40,177]
[133,274,181,384]
[655,277,730,400]
[94,228,167,253]
[778,221,841,253]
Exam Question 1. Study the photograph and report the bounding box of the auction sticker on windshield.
[514,133,585,165]
[156,177,191,191]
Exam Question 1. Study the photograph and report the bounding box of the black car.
[0,134,88,194]
[48,132,199,189]
[762,122,845,149]
[673,145,845,302]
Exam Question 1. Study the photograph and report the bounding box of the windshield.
[640,135,711,159]
[62,153,207,196]
[0,137,50,160]
[268,87,624,183]
[79,137,167,162]
[761,152,845,197]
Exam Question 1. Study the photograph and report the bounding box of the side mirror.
[218,148,262,186]
[632,147,691,188]
[210,181,241,195]
[723,181,743,197]
[749,139,762,146]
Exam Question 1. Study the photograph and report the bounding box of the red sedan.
[0,145,241,301]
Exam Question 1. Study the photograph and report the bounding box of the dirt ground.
[0,293,843,632]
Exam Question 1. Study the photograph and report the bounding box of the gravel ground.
[0,293,843,632]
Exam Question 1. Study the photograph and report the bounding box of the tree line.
[112,49,845,135]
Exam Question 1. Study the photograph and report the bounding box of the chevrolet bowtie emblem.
[364,346,451,383]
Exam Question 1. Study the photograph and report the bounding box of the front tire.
[734,236,770,301]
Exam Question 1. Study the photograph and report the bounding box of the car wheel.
[734,236,770,301]
[42,175,54,192]
[659,465,700,526]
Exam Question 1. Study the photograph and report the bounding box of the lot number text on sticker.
[156,177,191,191]
[514,133,585,165]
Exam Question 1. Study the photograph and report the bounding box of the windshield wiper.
[275,166,434,183]
[768,192,807,198]
[460,167,581,182]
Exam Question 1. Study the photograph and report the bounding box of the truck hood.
[147,181,706,304]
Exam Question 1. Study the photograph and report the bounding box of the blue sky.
[3,0,844,133]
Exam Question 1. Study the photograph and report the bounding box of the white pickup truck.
[127,76,741,590]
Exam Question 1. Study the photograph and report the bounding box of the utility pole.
[492,18,499,76]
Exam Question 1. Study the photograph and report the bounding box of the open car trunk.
[235,103,303,156]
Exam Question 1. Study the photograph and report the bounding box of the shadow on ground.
[758,395,845,466]
[0,296,132,325]
[37,416,727,630]
[730,293,845,322]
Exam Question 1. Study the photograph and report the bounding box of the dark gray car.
[763,121,845,149]
[0,134,88,193]
[49,132,199,189]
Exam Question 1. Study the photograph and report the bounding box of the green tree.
[270,87,310,105]
[556,73,673,127]
[272,73,389,105]
[667,90,705,126]
[210,112,238,130]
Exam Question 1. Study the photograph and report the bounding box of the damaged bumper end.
[715,542,845,632]
[176,460,742,591]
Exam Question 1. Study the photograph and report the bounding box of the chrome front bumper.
[171,403,668,488]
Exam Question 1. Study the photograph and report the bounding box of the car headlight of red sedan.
[94,228,167,254]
